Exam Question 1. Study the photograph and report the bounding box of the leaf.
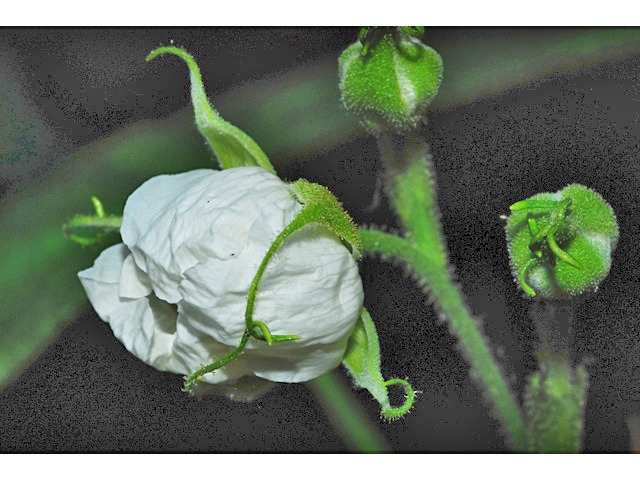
[342,308,414,420]
[146,47,276,174]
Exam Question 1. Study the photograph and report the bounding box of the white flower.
[78,167,364,384]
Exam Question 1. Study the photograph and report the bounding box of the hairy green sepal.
[506,184,619,299]
[343,308,415,420]
[183,178,362,392]
[146,47,276,174]
[63,196,122,246]
[289,179,362,260]
[338,27,443,135]
[524,355,589,453]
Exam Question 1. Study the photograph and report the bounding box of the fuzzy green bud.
[338,27,443,136]
[505,184,619,299]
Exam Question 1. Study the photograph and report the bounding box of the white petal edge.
[78,244,177,372]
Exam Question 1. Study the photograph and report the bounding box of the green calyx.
[289,179,362,261]
[338,27,443,136]
[183,179,362,393]
[505,184,619,299]
[63,196,122,246]
[146,46,276,174]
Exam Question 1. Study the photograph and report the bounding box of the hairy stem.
[369,132,527,450]
[361,228,527,450]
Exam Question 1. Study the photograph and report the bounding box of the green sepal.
[342,308,415,421]
[505,183,619,299]
[63,196,122,246]
[524,355,589,453]
[146,47,276,174]
[338,27,443,135]
[290,179,362,260]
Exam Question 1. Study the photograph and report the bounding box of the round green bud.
[338,27,443,135]
[505,184,619,299]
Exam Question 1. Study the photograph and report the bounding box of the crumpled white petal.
[120,167,296,304]
[78,244,177,371]
[79,166,364,386]
[79,243,251,383]
[178,218,363,348]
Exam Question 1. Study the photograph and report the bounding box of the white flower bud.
[78,167,364,384]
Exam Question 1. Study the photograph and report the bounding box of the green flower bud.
[338,27,443,135]
[505,184,619,299]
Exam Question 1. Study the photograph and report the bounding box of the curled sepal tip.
[382,378,415,420]
[505,183,619,299]
[146,46,276,174]
[63,196,122,246]
[342,308,415,421]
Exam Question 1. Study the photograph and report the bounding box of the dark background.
[1,28,639,452]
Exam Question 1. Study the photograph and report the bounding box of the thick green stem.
[369,132,527,451]
[308,370,391,452]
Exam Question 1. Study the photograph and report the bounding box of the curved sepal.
[146,47,276,174]
[290,179,362,260]
[342,308,414,421]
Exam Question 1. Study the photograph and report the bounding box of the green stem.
[244,215,305,339]
[308,370,391,452]
[361,228,527,450]
[370,132,527,451]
